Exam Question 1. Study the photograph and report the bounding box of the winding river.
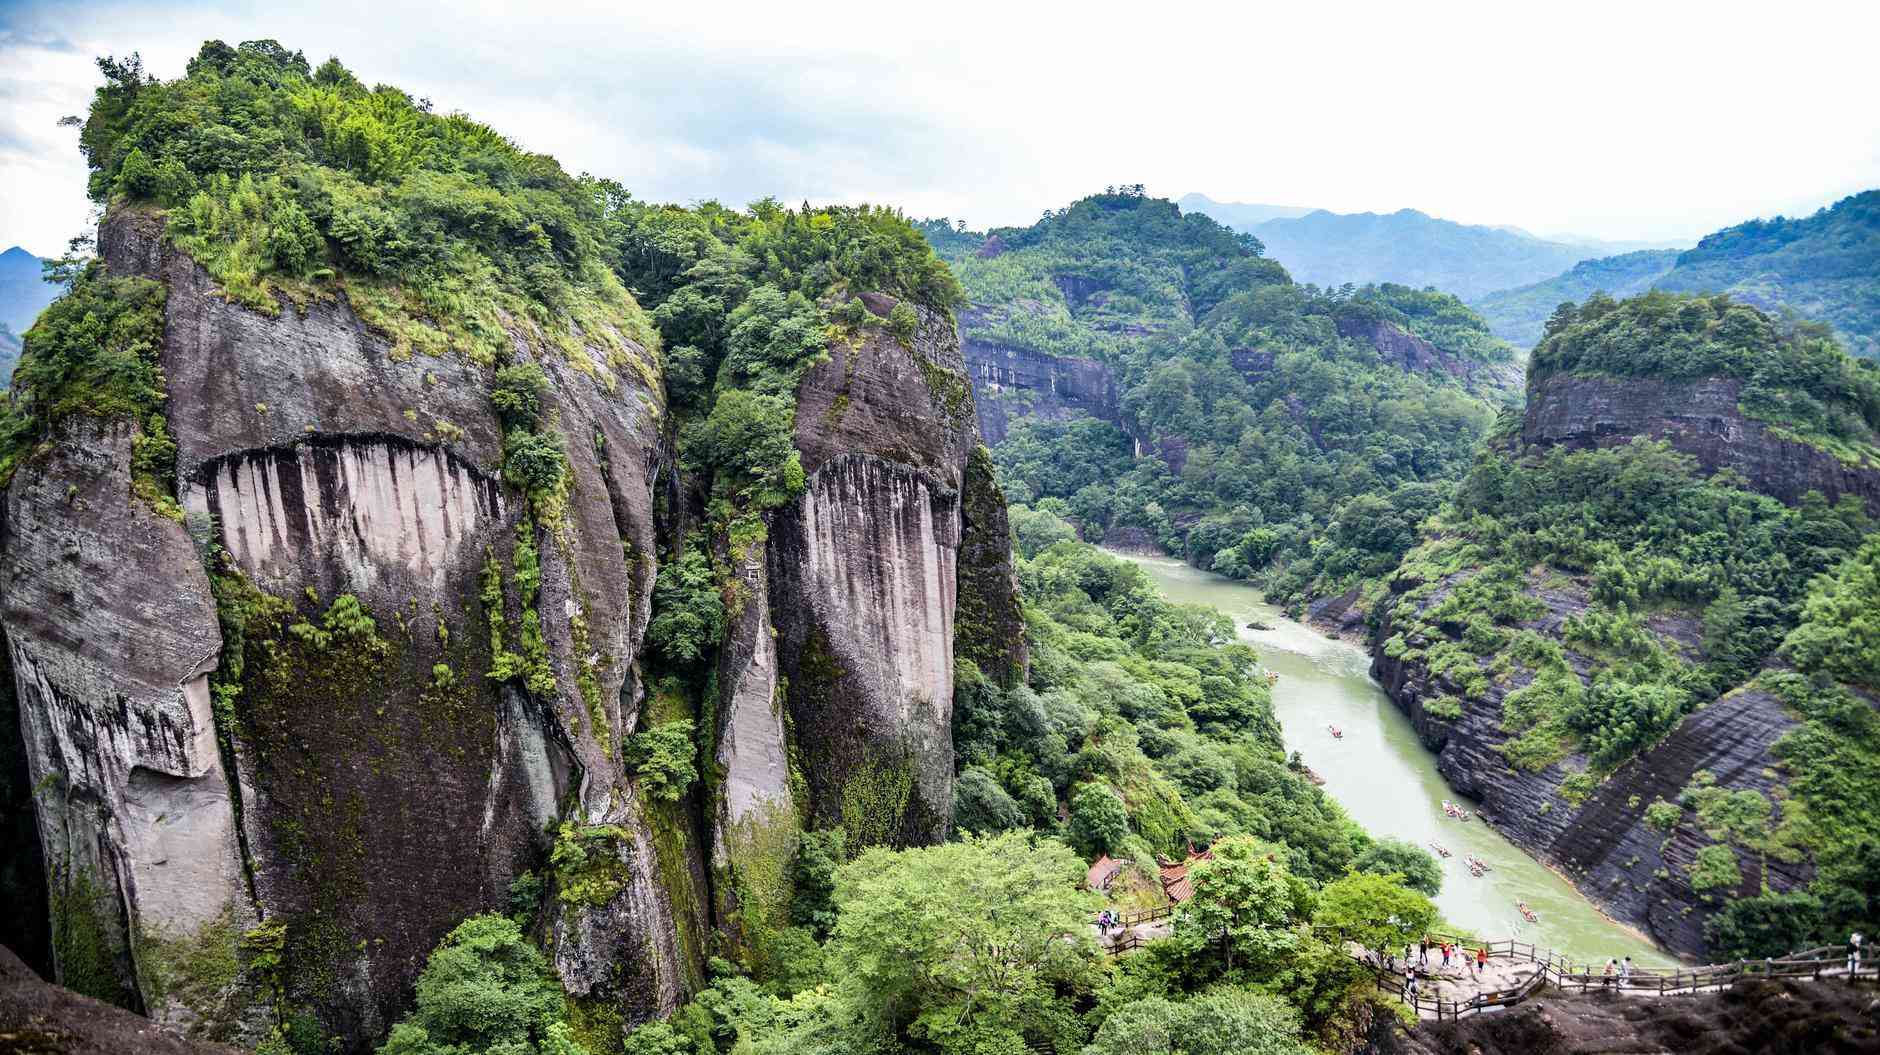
[1113,552,1675,967]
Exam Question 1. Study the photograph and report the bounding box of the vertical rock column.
[2,420,249,1022]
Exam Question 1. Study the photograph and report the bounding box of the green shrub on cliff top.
[75,41,655,366]
[0,256,169,495]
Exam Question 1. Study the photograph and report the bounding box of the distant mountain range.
[1468,250,1683,347]
[1470,191,1880,356]
[1174,194,1315,229]
[1184,197,1685,302]
[0,246,57,336]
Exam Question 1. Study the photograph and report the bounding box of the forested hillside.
[1473,191,1880,356]
[924,190,1520,623]
[1371,291,1880,956]
[1469,249,1678,347]
[1652,190,1880,359]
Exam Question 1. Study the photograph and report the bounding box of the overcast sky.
[2,0,1877,257]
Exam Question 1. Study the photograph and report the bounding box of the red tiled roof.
[1158,846,1216,904]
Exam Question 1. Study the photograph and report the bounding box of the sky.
[1,0,1877,258]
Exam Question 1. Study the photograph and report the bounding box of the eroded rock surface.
[769,297,993,848]
[7,215,1028,1051]
[3,212,684,1050]
[1525,373,1880,516]
[962,328,1122,446]
[1368,366,1863,958]
[1,418,244,1018]
[1372,573,1806,956]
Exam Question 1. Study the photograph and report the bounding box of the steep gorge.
[1369,296,1880,958]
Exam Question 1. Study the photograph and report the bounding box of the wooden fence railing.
[1368,933,1877,1021]
[1092,904,1174,928]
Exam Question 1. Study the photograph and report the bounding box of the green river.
[1114,551,1677,967]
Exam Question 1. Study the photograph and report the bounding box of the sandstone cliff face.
[1525,373,1880,516]
[960,312,1122,446]
[705,292,1025,956]
[3,418,244,1024]
[1367,365,1870,959]
[2,212,686,1048]
[6,215,1026,1049]
[773,294,996,845]
[1371,573,1806,957]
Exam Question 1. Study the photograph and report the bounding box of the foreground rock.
[1377,978,1880,1054]
[0,945,238,1055]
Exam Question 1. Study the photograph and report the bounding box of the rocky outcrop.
[7,211,1028,1051]
[702,293,1027,966]
[1372,572,1806,956]
[1389,976,1880,1055]
[1364,351,1880,959]
[707,546,798,958]
[768,294,1012,848]
[1305,587,1367,640]
[0,943,243,1055]
[3,418,245,1020]
[1524,373,1880,516]
[1336,317,1522,394]
[2,211,685,1050]
[960,325,1122,445]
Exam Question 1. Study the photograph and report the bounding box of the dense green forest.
[922,190,1520,619]
[1468,249,1678,347]
[1653,191,1880,360]
[1379,292,1880,957]
[1473,191,1880,357]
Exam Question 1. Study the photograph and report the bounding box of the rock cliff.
[1372,572,1808,957]
[4,210,1023,1051]
[4,211,679,1048]
[1368,360,1880,959]
[961,326,1122,445]
[1525,372,1880,516]
[701,292,1025,968]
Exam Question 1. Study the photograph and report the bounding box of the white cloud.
[1,0,1876,257]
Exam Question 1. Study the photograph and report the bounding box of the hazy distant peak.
[1178,193,1316,228]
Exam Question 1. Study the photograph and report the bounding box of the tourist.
[1619,956,1632,986]
[1849,932,1864,975]
[1442,941,1452,967]
[1404,966,1419,1005]
[1419,938,1429,965]
[1603,958,1616,988]
[1477,946,1489,974]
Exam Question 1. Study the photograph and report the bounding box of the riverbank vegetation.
[1375,293,1880,959]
